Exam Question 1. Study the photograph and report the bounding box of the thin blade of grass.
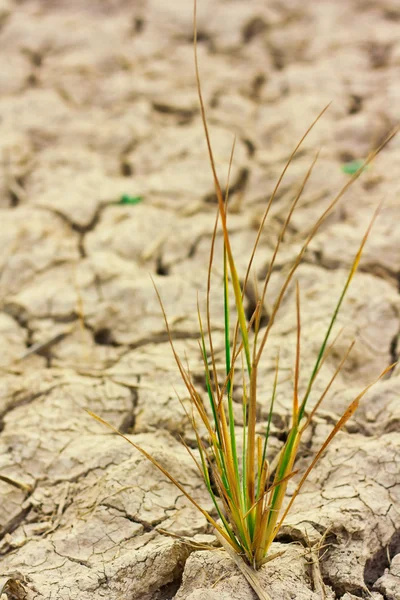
[151,276,209,426]
[224,237,232,397]
[243,113,329,300]
[273,361,397,536]
[311,326,345,381]
[254,129,397,369]
[300,340,355,431]
[258,350,280,494]
[293,282,301,421]
[196,331,231,494]
[180,432,208,480]
[241,351,249,510]
[254,152,320,351]
[223,138,241,501]
[193,428,245,553]
[198,306,242,512]
[197,303,222,439]
[244,468,299,519]
[86,409,236,548]
[224,244,241,496]
[219,300,261,402]
[205,206,222,402]
[255,426,301,562]
[297,201,382,422]
[193,0,251,376]
[246,362,258,520]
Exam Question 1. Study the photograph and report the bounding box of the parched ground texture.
[0,0,399,599]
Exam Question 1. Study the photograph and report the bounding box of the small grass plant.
[89,0,396,579]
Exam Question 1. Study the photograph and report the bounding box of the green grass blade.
[298,204,381,422]
[224,245,241,498]
[273,361,396,537]
[224,246,232,393]
[254,130,397,370]
[256,426,300,558]
[198,338,231,494]
[196,304,233,495]
[242,354,248,510]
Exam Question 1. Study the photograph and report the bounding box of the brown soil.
[0,1,399,599]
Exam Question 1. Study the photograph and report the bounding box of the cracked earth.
[0,0,399,598]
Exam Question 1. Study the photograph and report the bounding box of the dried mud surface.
[0,1,399,599]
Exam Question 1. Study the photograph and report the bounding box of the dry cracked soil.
[0,0,399,599]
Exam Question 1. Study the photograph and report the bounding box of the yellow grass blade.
[255,130,398,368]
[298,200,384,422]
[273,361,397,536]
[300,340,355,431]
[86,409,237,548]
[243,115,328,299]
[254,152,320,344]
[193,0,251,374]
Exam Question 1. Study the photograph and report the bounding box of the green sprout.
[119,194,143,205]
[341,159,368,175]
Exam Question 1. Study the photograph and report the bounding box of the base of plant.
[216,531,276,600]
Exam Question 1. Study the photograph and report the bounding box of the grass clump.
[89,0,396,579]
